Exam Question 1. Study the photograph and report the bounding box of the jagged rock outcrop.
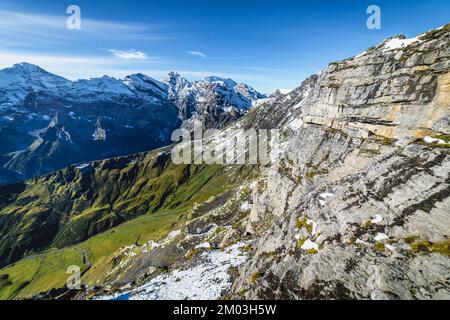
[164,73,266,129]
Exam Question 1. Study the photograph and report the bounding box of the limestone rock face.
[301,27,450,140]
[230,25,450,300]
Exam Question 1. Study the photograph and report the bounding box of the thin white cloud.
[0,51,160,80]
[0,9,170,50]
[188,51,207,58]
[0,48,294,93]
[0,50,274,84]
[109,49,147,60]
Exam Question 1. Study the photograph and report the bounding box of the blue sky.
[0,0,448,92]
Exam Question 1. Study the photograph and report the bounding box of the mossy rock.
[296,217,313,234]
[433,134,450,143]
[238,244,253,253]
[410,239,450,257]
[374,242,386,252]
[185,248,202,260]
[250,271,261,284]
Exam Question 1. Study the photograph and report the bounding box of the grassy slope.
[0,149,214,267]
[0,149,256,299]
[0,208,182,299]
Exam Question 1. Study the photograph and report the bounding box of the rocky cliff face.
[84,24,449,300]
[229,24,450,300]
[300,31,449,141]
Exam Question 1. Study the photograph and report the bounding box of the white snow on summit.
[0,62,267,122]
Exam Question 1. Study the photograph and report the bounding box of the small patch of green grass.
[296,217,313,234]
[404,235,420,244]
[206,226,226,241]
[362,220,373,229]
[433,134,450,143]
[257,180,267,193]
[374,242,386,252]
[250,272,261,284]
[409,239,450,256]
[237,289,248,297]
[239,245,253,253]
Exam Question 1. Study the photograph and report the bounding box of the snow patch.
[92,118,106,141]
[354,51,367,59]
[423,136,447,145]
[57,127,72,142]
[306,219,318,236]
[279,88,293,94]
[301,239,319,251]
[385,244,396,252]
[318,193,334,206]
[194,242,212,250]
[100,241,249,300]
[374,233,389,242]
[371,214,383,224]
[240,201,252,212]
[356,239,369,246]
[288,118,304,130]
[141,241,160,253]
[383,36,421,51]
[166,230,181,240]
[75,163,90,170]
[92,127,106,141]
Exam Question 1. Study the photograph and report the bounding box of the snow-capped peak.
[164,72,193,91]
[0,62,267,124]
[0,62,71,88]
[234,82,266,101]
[11,62,49,74]
[202,76,238,88]
[74,76,132,95]
[165,71,183,81]
[124,73,168,97]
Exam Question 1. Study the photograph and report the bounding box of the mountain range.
[0,64,266,185]
[0,24,448,300]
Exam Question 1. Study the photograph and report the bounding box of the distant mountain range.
[0,63,266,184]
